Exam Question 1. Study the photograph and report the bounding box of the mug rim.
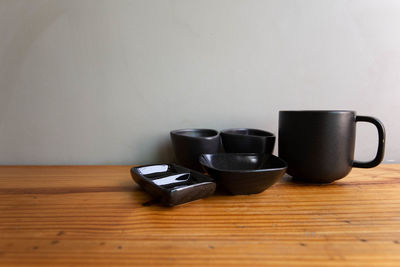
[279,110,355,114]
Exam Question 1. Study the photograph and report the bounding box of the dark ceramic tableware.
[220,128,275,154]
[131,164,216,206]
[199,153,287,195]
[279,110,385,183]
[170,129,220,171]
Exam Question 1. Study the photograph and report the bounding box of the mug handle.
[353,116,386,168]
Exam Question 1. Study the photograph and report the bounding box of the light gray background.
[0,0,399,165]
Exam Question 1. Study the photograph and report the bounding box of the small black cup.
[279,110,385,183]
[220,128,275,154]
[170,129,220,171]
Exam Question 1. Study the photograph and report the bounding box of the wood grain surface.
[0,165,399,266]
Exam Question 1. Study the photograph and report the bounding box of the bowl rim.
[220,128,275,138]
[170,128,219,140]
[199,153,287,174]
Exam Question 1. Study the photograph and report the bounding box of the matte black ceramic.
[220,128,275,154]
[131,164,216,206]
[170,129,220,171]
[199,153,287,195]
[279,110,385,183]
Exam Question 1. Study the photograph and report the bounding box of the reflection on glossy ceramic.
[131,164,216,206]
[138,165,169,175]
[152,173,190,186]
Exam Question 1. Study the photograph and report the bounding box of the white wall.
[0,0,399,165]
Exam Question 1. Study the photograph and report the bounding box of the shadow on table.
[279,174,344,187]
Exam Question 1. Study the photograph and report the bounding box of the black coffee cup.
[221,128,275,154]
[170,129,220,171]
[279,110,385,183]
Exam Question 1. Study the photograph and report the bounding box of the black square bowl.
[199,153,287,195]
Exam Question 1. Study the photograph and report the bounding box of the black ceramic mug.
[170,129,221,172]
[279,110,385,183]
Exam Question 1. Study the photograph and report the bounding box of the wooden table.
[0,165,399,266]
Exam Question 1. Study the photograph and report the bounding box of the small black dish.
[220,128,275,154]
[131,164,216,206]
[199,153,287,195]
[170,129,221,171]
